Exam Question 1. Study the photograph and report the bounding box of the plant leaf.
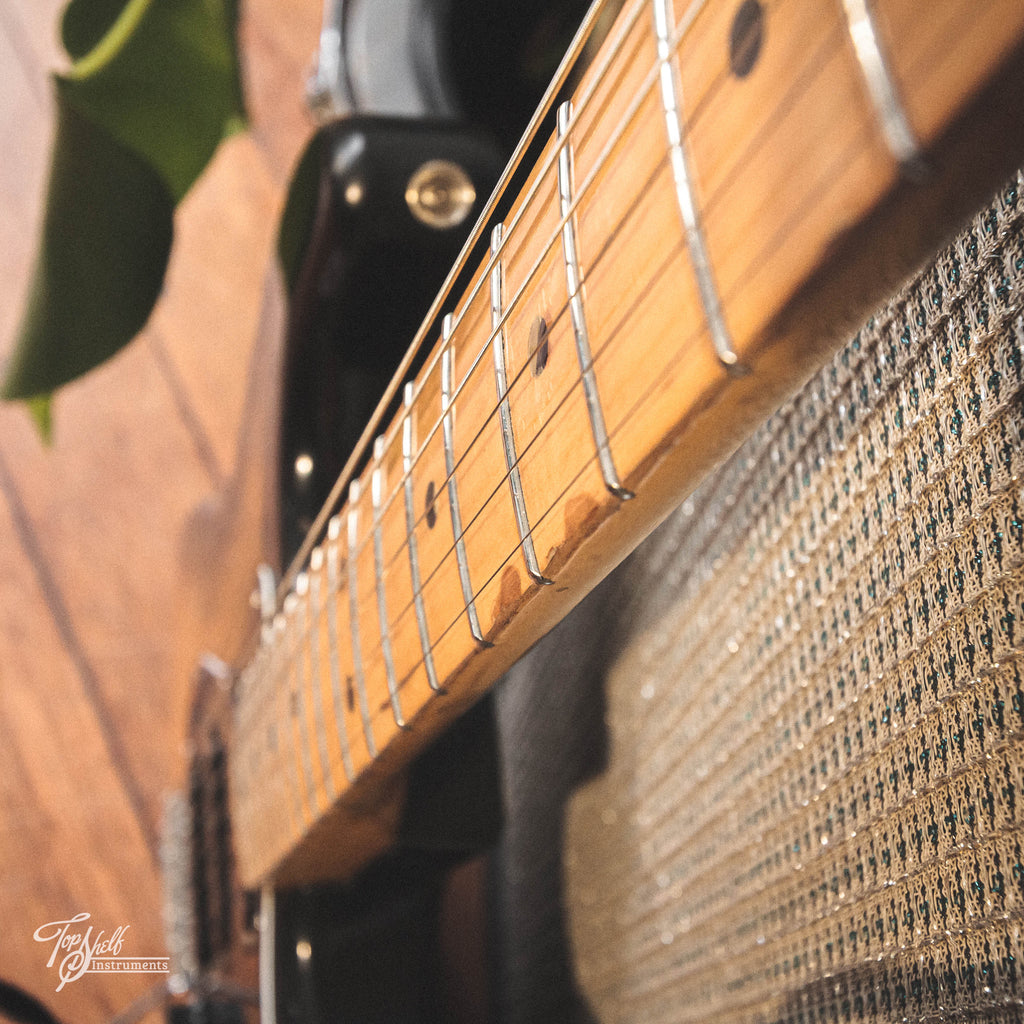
[26,396,54,443]
[2,85,174,400]
[3,0,246,409]
[61,0,130,61]
[61,0,246,202]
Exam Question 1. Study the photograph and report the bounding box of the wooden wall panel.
[0,0,320,1019]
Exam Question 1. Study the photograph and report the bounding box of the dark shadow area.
[488,574,619,1024]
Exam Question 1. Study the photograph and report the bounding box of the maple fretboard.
[228,0,1024,887]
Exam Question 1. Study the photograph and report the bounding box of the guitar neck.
[230,0,1024,887]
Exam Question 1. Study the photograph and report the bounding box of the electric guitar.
[171,0,1024,1020]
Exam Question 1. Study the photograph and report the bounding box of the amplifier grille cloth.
[497,174,1024,1022]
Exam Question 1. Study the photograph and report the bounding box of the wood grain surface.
[0,1,318,1019]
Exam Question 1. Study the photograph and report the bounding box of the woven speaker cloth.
[496,174,1024,1023]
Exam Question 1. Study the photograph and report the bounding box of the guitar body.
[175,0,1024,1022]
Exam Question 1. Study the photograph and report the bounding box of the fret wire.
[275,612,307,826]
[247,648,269,826]
[840,0,923,170]
[366,72,932,720]
[403,382,445,689]
[360,237,700,732]
[377,21,889,707]
[412,0,652,378]
[300,14,891,742]
[652,16,863,322]
[325,50,692,659]
[308,0,720,618]
[235,12,1024,888]
[556,98,635,500]
[342,58,647,577]
[325,517,355,780]
[307,549,337,798]
[284,0,732,604]
[287,586,319,817]
[252,627,296,839]
[346,481,378,756]
[652,0,738,368]
[276,6,870,732]
[272,0,804,711]
[357,31,655,548]
[245,19,999,880]
[442,320,488,643]
[371,436,408,728]
[346,109,672,637]
[352,186,681,723]
[342,0,844,597]
[490,222,554,586]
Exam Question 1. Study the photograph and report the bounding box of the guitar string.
[240,0,712,715]
[350,158,666,641]
[282,8,872,781]
[246,2,1006,853]
[277,0,654,595]
[343,0,865,624]
[342,0,825,623]
[334,0,733,597]
[356,0,713,554]
[367,240,692,716]
[240,0,654,788]
[229,0,650,828]
[282,0,715,597]
[244,3,909,814]
[249,0,927,799]
[387,0,985,552]
[244,0,844,787]
[267,0,846,679]
[337,9,923,749]
[241,0,724,793]
[370,0,834,598]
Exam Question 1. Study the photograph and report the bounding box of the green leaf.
[2,85,174,400]
[61,0,130,61]
[61,0,246,202]
[26,395,54,443]
[3,0,246,411]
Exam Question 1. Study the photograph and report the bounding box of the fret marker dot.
[729,0,764,79]
[425,481,438,529]
[530,317,549,376]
